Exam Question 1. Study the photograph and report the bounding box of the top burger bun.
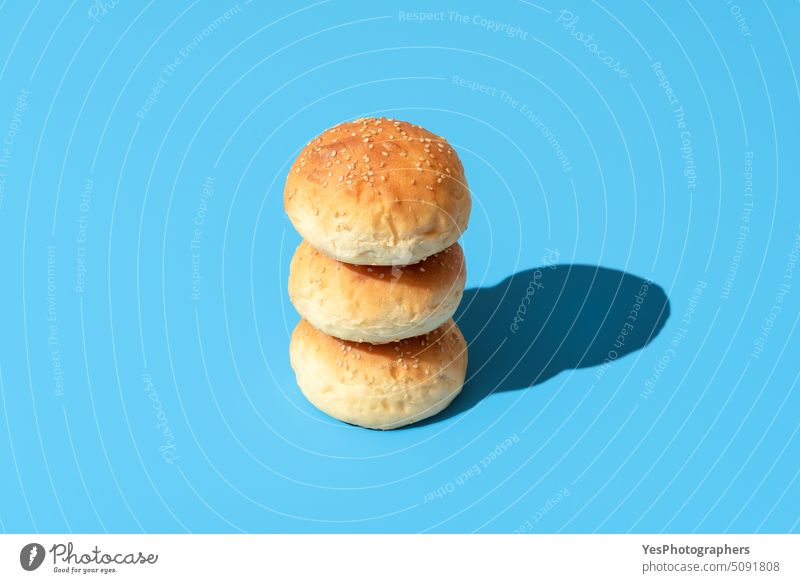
[284,117,471,265]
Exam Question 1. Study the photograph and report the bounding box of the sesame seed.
[331,150,337,157]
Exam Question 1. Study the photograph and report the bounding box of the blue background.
[0,0,798,533]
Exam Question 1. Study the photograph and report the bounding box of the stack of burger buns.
[284,117,471,429]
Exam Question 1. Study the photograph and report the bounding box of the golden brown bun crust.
[284,117,471,265]
[288,241,466,343]
[289,319,468,429]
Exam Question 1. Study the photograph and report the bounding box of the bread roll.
[289,240,466,343]
[284,117,471,265]
[289,319,468,429]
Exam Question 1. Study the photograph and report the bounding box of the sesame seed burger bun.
[284,117,471,265]
[288,240,466,344]
[289,319,468,430]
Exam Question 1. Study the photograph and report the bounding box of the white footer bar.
[1,534,797,581]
